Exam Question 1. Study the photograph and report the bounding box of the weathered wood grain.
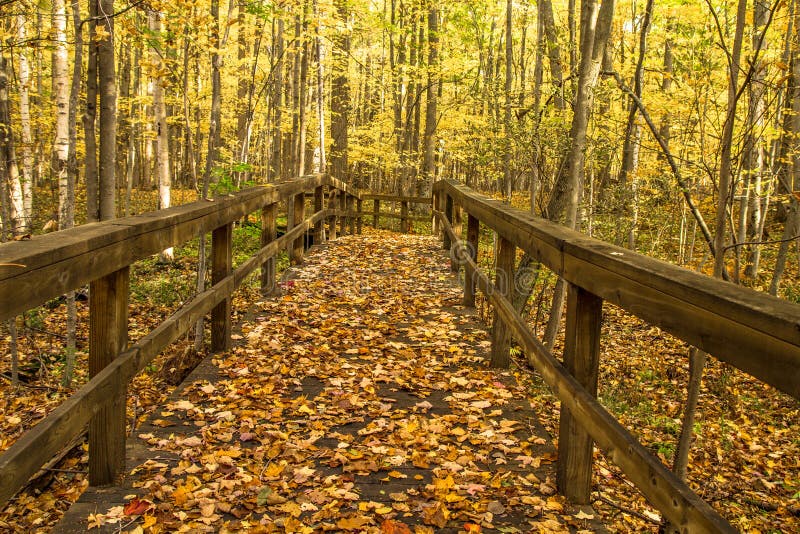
[557,284,603,503]
[433,179,800,400]
[88,268,129,486]
[211,223,232,352]
[434,211,735,533]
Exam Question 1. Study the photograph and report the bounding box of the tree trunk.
[97,0,117,221]
[150,10,173,262]
[16,14,32,233]
[0,55,26,240]
[542,0,616,348]
[314,0,326,173]
[331,0,351,183]
[617,0,653,250]
[196,0,222,351]
[503,0,513,201]
[270,17,284,182]
[79,0,104,210]
[422,6,439,194]
[62,0,82,386]
[743,0,770,278]
[713,0,748,279]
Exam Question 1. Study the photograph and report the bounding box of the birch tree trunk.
[62,0,82,387]
[150,10,173,262]
[16,14,32,233]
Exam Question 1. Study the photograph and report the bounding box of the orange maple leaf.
[381,519,413,534]
[123,497,151,516]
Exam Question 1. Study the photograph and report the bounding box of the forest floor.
[0,194,798,532]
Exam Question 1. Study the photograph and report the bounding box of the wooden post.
[557,284,603,504]
[489,236,515,368]
[261,203,277,294]
[329,190,338,240]
[451,204,462,273]
[400,200,409,233]
[347,195,356,234]
[314,185,324,244]
[211,223,232,352]
[291,192,305,264]
[88,267,129,486]
[432,191,440,235]
[443,194,453,251]
[339,193,347,236]
[463,214,479,307]
[357,198,363,234]
[373,199,379,228]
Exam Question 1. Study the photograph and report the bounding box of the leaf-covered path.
[55,231,602,533]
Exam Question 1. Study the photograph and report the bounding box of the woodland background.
[1,0,799,531]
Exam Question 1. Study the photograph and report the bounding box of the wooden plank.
[211,223,232,352]
[373,199,379,228]
[339,193,347,236]
[291,193,305,264]
[347,195,356,235]
[433,211,735,533]
[370,212,429,222]
[356,198,363,234]
[451,204,462,273]
[490,236,515,368]
[557,284,603,503]
[400,200,409,233]
[432,191,440,234]
[260,203,277,294]
[361,194,430,204]
[563,254,800,400]
[328,190,338,240]
[443,195,453,251]
[463,214,479,307]
[88,267,129,486]
[314,186,325,244]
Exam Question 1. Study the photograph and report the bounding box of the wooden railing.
[358,193,432,232]
[0,174,359,506]
[432,179,800,534]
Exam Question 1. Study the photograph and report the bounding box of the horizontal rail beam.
[360,194,431,204]
[433,180,800,400]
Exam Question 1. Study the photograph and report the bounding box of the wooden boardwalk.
[54,231,602,533]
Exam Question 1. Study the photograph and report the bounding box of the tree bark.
[542,0,616,349]
[331,0,351,182]
[422,5,439,194]
[98,0,117,221]
[150,10,173,261]
[713,0,748,279]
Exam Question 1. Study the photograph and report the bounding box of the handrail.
[434,209,734,533]
[0,174,358,322]
[433,179,800,400]
[357,193,431,233]
[0,174,358,506]
[432,177,800,532]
